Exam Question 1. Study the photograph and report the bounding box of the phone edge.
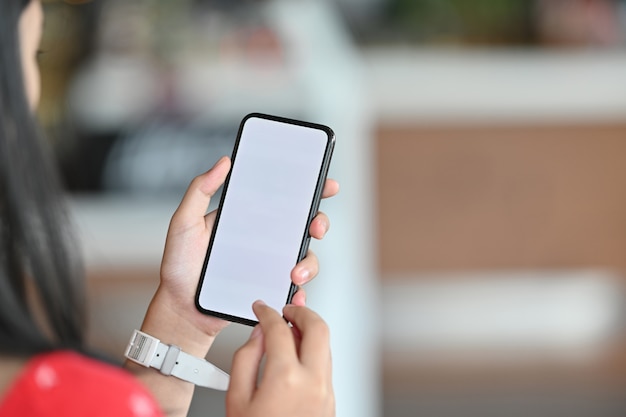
[194,112,336,327]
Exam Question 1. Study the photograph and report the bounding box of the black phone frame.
[194,112,336,326]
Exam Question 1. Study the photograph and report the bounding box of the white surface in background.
[365,49,626,123]
[70,195,179,269]
[68,54,161,132]
[383,270,624,356]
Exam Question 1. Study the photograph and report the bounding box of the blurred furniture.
[370,49,626,417]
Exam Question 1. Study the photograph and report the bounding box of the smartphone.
[195,113,335,326]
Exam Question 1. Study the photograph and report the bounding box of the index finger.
[282,305,331,369]
[252,301,298,364]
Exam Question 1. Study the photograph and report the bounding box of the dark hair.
[0,0,86,354]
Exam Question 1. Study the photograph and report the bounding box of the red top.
[0,350,163,417]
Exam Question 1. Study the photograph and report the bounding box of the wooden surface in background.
[376,122,626,275]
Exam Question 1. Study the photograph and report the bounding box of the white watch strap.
[125,330,230,391]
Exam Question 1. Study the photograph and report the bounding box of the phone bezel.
[194,112,335,326]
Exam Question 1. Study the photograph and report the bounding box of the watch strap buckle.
[124,329,230,391]
[125,330,159,368]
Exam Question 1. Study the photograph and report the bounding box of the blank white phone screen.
[197,116,330,322]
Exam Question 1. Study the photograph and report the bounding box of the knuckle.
[273,365,303,392]
[282,367,299,388]
[308,375,334,406]
[189,173,204,189]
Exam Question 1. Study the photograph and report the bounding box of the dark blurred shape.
[40,0,296,194]
[535,0,623,47]
[343,0,626,48]
[389,0,534,46]
[348,0,535,46]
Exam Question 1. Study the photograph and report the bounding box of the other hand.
[227,301,335,417]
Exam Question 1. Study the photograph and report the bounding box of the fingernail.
[253,299,266,307]
[250,325,262,339]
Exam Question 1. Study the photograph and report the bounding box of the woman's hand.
[154,156,339,340]
[227,302,335,417]
[127,158,338,417]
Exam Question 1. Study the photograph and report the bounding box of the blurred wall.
[368,49,626,417]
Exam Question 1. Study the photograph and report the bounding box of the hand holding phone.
[195,113,335,326]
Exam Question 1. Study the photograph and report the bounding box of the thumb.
[227,325,264,404]
[171,156,231,230]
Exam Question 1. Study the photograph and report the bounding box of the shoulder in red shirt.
[0,350,163,417]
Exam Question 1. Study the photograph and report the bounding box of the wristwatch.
[124,329,230,391]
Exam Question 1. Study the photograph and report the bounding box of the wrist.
[139,287,218,358]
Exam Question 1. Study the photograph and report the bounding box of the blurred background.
[38,0,626,416]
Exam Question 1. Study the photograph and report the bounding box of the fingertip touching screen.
[196,114,334,325]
